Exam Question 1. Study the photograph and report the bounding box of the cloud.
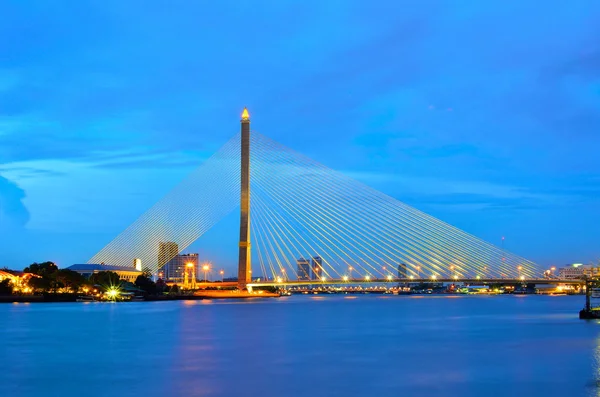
[0,175,29,229]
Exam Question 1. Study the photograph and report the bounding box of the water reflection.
[0,296,598,397]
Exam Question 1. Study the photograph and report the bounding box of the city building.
[297,258,311,280]
[311,256,323,280]
[558,264,584,279]
[584,266,600,278]
[163,253,199,284]
[67,264,142,282]
[133,258,142,271]
[558,263,600,279]
[158,242,179,269]
[397,263,407,278]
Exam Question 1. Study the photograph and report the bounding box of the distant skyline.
[1,1,599,271]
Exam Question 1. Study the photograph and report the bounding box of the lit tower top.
[241,107,250,121]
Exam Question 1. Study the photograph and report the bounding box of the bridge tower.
[237,107,251,289]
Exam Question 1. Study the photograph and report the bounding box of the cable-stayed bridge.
[89,109,545,289]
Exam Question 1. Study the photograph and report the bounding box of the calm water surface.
[2,295,600,397]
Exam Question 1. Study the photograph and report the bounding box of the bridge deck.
[191,278,582,289]
[247,278,583,287]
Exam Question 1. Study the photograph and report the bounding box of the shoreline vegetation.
[0,261,284,303]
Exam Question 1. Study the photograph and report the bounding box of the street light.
[416,265,421,279]
[321,276,326,282]
[387,275,393,281]
[343,275,349,282]
[219,269,224,282]
[365,275,371,281]
[106,287,119,300]
[186,262,196,289]
[203,264,210,282]
[348,266,353,280]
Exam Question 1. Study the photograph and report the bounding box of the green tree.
[0,279,13,295]
[134,275,157,295]
[24,262,58,277]
[89,271,122,288]
[167,284,180,295]
[55,269,86,292]
[28,276,52,293]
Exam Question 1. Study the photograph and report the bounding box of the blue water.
[1,295,599,397]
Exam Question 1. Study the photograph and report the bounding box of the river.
[1,295,599,397]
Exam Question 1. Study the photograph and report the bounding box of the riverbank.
[0,294,79,303]
[0,290,281,303]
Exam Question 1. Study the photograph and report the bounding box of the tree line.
[0,262,179,296]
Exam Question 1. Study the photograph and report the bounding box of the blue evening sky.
[1,1,599,272]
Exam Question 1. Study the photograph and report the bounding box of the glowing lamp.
[241,107,250,120]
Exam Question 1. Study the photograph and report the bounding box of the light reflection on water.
[1,295,600,397]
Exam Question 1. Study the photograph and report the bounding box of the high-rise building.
[158,242,179,270]
[311,256,323,280]
[297,258,311,281]
[397,263,407,278]
[164,253,199,284]
[133,258,142,272]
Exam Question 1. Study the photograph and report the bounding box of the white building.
[163,253,199,284]
[558,264,600,279]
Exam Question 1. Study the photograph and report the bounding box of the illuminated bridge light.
[241,107,250,120]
